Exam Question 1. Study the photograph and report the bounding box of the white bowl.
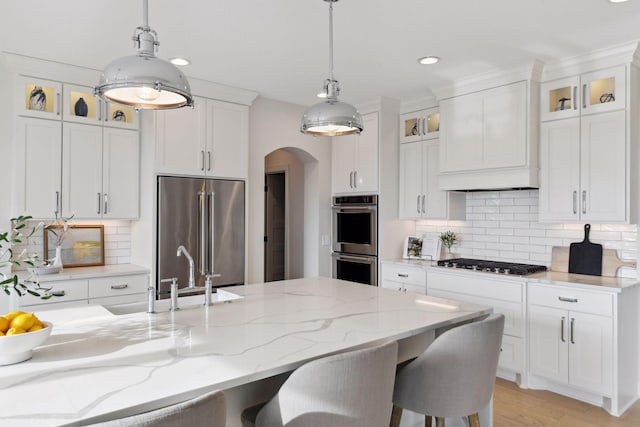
[0,321,53,365]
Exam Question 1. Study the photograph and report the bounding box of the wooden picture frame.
[43,225,105,267]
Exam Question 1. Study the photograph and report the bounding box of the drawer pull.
[397,273,409,278]
[51,290,66,297]
[558,296,578,303]
[110,284,129,290]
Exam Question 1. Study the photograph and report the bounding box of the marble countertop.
[0,277,491,426]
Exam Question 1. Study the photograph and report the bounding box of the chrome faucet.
[176,245,195,289]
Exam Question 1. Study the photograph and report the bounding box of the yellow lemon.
[0,316,9,333]
[4,311,25,321]
[6,327,26,336]
[0,331,4,336]
[31,315,44,328]
[28,324,44,332]
[10,313,36,331]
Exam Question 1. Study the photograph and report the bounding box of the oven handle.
[333,253,377,263]
[331,206,377,211]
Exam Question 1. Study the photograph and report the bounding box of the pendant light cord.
[328,1,334,82]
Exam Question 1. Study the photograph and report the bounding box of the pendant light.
[300,0,363,136]
[95,0,193,109]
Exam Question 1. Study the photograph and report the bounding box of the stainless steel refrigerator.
[156,176,245,298]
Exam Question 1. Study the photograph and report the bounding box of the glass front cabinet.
[16,76,62,120]
[400,107,440,143]
[541,65,625,122]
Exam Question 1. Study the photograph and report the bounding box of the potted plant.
[439,231,457,259]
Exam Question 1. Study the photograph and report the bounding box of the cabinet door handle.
[54,191,60,216]
[51,290,66,297]
[397,273,409,278]
[558,296,578,303]
[349,171,354,188]
[103,193,108,214]
[353,171,358,188]
[560,316,566,343]
[421,117,426,135]
[207,151,212,171]
[56,92,61,116]
[582,190,586,214]
[572,190,577,214]
[98,100,102,121]
[417,195,421,214]
[422,194,426,214]
[97,193,101,214]
[573,86,578,110]
[201,150,205,171]
[110,284,129,290]
[582,84,587,109]
[570,317,575,344]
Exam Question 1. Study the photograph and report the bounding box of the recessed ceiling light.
[609,0,628,3]
[169,57,191,66]
[418,56,440,65]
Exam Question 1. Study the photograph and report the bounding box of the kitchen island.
[0,277,492,427]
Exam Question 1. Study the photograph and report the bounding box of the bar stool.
[390,314,505,427]
[241,341,398,427]
[89,389,226,427]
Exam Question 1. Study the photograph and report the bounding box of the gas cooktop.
[437,258,547,276]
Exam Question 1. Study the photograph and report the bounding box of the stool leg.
[425,415,432,427]
[435,417,445,427]
[468,413,480,427]
[389,405,403,427]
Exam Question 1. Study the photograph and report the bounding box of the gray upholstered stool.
[88,389,226,427]
[241,340,398,427]
[390,314,505,427]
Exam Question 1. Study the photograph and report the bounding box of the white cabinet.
[380,263,426,295]
[332,112,378,194]
[62,123,139,219]
[155,97,248,179]
[399,107,439,143]
[14,118,62,218]
[427,269,526,379]
[398,141,465,220]
[528,284,613,396]
[15,76,62,120]
[438,81,538,190]
[540,66,625,122]
[87,274,148,304]
[539,109,626,222]
[62,84,138,129]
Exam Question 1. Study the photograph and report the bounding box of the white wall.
[248,97,332,283]
[416,190,638,276]
[265,149,305,279]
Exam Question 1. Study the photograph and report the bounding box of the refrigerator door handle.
[198,191,207,275]
[208,192,216,274]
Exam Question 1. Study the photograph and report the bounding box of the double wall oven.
[331,195,378,286]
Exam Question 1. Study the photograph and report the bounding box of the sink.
[103,289,244,315]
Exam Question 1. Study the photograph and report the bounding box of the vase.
[51,246,63,269]
[74,97,88,117]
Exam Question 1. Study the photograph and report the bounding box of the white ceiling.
[3,0,640,107]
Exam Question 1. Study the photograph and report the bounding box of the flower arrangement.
[439,231,457,255]
[0,216,49,298]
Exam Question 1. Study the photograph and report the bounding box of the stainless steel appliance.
[331,195,378,286]
[156,176,245,298]
[437,258,546,276]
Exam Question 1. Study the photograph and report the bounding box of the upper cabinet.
[399,107,440,143]
[539,65,630,223]
[540,66,625,122]
[16,76,62,120]
[438,80,539,190]
[332,112,379,194]
[155,97,248,179]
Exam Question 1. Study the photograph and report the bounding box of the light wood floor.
[493,378,640,426]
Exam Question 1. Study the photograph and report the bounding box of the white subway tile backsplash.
[414,189,637,277]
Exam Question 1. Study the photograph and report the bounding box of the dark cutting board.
[568,224,603,276]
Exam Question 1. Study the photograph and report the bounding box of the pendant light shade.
[95,0,193,109]
[301,0,362,136]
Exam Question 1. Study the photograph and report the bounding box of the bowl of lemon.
[0,311,52,365]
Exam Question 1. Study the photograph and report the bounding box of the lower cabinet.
[15,273,148,312]
[380,263,426,295]
[528,284,613,396]
[426,269,526,380]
